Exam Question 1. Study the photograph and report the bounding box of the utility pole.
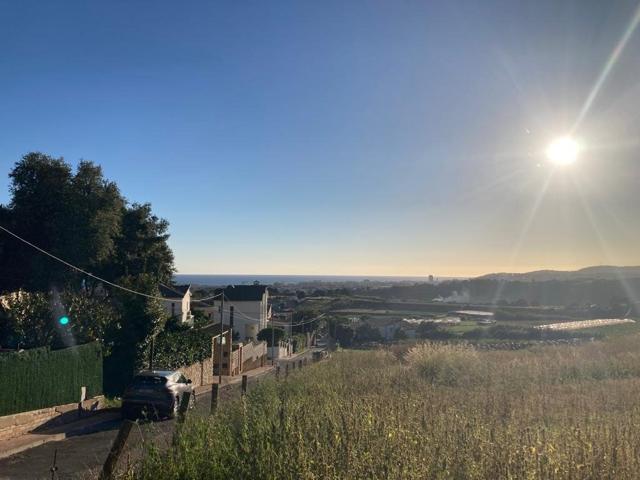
[218,293,225,384]
[271,321,275,366]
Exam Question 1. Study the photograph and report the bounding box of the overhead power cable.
[217,300,326,327]
[0,223,177,303]
[269,314,326,328]
[159,282,222,303]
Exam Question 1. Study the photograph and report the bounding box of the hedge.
[0,342,103,416]
[150,329,212,370]
[291,333,307,353]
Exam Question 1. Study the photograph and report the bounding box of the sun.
[546,136,580,166]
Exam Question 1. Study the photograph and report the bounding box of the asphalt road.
[0,351,318,480]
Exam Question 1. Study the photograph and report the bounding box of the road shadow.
[30,410,122,437]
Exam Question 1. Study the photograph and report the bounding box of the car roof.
[135,370,179,378]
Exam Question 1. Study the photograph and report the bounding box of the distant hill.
[478,266,640,282]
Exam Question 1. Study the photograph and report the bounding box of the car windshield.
[132,376,167,386]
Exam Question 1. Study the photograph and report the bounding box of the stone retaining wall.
[181,357,214,388]
[0,397,104,441]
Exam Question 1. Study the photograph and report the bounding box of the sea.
[174,274,438,287]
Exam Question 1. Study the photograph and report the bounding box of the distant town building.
[453,310,495,324]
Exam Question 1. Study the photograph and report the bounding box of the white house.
[207,284,269,341]
[159,284,193,325]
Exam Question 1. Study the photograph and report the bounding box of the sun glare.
[546,137,580,166]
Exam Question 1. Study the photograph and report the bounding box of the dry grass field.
[125,336,640,479]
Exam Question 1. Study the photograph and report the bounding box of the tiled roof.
[159,284,191,299]
[213,284,268,302]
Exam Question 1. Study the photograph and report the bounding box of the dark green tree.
[106,203,174,283]
[335,323,355,348]
[1,153,73,291]
[64,161,124,277]
[354,323,383,344]
[257,327,286,346]
[104,274,166,394]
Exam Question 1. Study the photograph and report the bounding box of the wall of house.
[162,292,192,324]
[182,292,191,323]
[211,294,268,341]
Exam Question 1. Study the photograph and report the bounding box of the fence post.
[177,391,191,424]
[210,383,219,414]
[100,420,134,480]
[241,375,248,396]
[298,359,303,369]
[276,365,281,379]
[78,386,87,418]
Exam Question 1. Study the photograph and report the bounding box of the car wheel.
[121,406,131,420]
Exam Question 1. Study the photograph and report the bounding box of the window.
[133,376,166,386]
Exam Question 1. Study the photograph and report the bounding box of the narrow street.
[0,350,319,480]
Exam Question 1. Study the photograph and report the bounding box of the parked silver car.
[122,370,194,420]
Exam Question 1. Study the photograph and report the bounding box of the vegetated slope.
[368,276,640,307]
[478,265,640,282]
[129,339,640,479]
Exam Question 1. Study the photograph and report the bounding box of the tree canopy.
[0,153,173,293]
[0,152,176,393]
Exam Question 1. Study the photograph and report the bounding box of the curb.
[0,412,122,460]
[0,433,65,460]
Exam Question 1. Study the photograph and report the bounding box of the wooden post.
[298,359,303,369]
[218,295,224,384]
[210,383,219,414]
[276,365,281,379]
[292,361,296,371]
[78,386,87,418]
[100,420,134,480]
[241,375,248,396]
[177,392,191,424]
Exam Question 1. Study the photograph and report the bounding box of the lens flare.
[58,316,70,325]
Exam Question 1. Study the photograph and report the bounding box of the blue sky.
[2,1,640,276]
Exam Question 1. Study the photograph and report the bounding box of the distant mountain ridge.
[478,266,640,282]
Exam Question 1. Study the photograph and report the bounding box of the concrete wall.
[179,339,267,388]
[242,341,267,371]
[267,342,291,360]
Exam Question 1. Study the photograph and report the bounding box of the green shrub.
[148,329,211,370]
[257,327,285,347]
[291,333,307,352]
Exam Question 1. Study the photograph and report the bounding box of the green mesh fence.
[0,342,102,416]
